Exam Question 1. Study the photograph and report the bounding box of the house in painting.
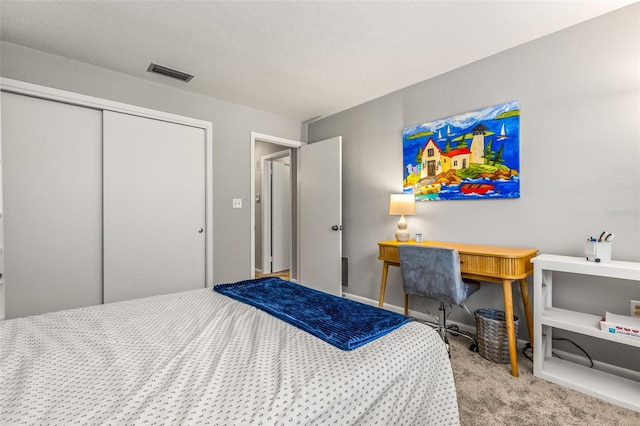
[420,138,442,178]
[441,147,472,171]
[420,126,485,179]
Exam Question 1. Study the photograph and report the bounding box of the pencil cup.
[585,241,612,263]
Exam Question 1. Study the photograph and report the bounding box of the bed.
[0,278,460,425]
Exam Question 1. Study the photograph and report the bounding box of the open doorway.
[256,148,291,278]
[250,132,343,294]
[250,132,303,281]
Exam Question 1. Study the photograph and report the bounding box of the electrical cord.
[426,306,592,367]
[520,338,594,368]
[551,337,594,367]
[522,342,533,362]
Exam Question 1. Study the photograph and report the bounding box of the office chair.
[398,245,481,355]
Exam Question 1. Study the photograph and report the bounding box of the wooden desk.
[378,240,538,377]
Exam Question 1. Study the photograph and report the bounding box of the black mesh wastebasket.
[474,308,519,364]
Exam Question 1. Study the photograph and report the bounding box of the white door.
[1,92,103,319]
[103,111,206,303]
[271,160,291,272]
[299,137,342,295]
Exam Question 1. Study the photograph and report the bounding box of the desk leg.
[502,278,519,377]
[519,278,534,347]
[378,261,390,308]
[404,293,409,316]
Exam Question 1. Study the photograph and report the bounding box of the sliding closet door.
[103,111,206,303]
[1,92,103,319]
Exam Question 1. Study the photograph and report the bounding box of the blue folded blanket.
[214,277,410,351]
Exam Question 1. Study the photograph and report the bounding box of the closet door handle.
[197,228,204,233]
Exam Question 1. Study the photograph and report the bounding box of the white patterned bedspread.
[0,288,459,425]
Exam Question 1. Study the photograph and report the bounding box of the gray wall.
[0,41,303,285]
[309,5,639,368]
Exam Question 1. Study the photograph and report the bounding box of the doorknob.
[197,228,204,233]
[331,225,342,231]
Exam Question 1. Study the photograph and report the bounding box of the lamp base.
[395,214,410,242]
[395,229,410,242]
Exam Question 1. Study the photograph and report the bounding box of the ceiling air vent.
[147,63,194,82]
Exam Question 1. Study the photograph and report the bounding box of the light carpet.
[447,335,640,426]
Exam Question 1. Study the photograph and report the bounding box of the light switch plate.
[232,198,242,209]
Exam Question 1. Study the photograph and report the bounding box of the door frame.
[250,132,304,280]
[0,78,215,290]
[261,149,292,274]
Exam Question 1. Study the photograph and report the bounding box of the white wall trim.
[343,291,477,334]
[0,78,211,128]
[252,132,305,148]
[0,78,215,289]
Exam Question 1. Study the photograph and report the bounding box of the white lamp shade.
[389,194,415,242]
[389,194,416,216]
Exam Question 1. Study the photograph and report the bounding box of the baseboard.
[342,292,482,338]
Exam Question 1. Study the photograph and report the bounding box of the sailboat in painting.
[497,123,508,140]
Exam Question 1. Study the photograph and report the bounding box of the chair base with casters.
[398,245,482,357]
[408,298,479,356]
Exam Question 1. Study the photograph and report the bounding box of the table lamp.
[389,194,416,242]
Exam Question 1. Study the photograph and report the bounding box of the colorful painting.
[402,101,520,201]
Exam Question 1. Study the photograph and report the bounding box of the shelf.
[532,254,640,281]
[542,307,640,348]
[533,254,640,412]
[538,357,640,412]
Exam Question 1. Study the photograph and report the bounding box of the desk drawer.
[379,245,400,263]
[379,246,493,273]
[459,253,499,276]
[460,253,535,279]
[379,246,499,272]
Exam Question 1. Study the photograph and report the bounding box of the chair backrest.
[398,245,477,306]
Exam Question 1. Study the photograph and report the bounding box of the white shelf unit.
[532,254,640,412]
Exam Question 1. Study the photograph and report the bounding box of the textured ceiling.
[0,1,635,121]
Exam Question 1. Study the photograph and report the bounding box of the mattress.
[0,287,460,425]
